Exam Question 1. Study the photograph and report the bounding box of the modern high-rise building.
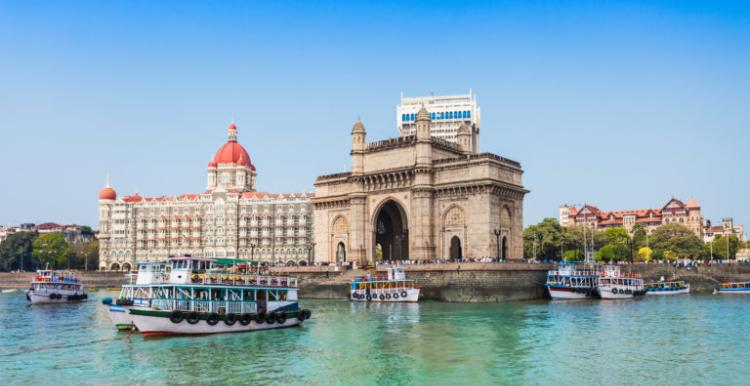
[397,91,481,152]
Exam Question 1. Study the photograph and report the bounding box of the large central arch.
[373,200,408,261]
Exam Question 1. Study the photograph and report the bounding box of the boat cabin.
[168,256,214,284]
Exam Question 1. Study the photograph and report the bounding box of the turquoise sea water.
[1,291,749,385]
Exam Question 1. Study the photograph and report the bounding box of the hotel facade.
[97,124,313,271]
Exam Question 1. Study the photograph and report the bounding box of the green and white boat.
[111,256,311,336]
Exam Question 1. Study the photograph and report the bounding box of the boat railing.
[150,298,258,314]
[192,274,298,288]
[32,276,82,284]
[547,270,599,276]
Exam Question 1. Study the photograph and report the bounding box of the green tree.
[72,240,99,270]
[595,242,630,262]
[0,231,38,271]
[523,218,568,260]
[32,233,73,269]
[649,223,703,260]
[705,235,741,260]
[631,224,648,249]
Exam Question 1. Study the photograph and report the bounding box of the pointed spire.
[351,116,366,134]
[416,104,430,122]
[228,122,238,142]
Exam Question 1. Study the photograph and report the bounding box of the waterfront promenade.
[4,262,749,301]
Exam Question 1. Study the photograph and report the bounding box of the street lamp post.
[493,229,502,261]
[250,244,256,261]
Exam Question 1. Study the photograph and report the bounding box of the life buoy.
[275,312,287,324]
[400,291,407,298]
[206,313,220,326]
[239,313,252,326]
[297,310,306,321]
[186,312,200,324]
[224,313,238,326]
[170,311,184,324]
[611,288,618,294]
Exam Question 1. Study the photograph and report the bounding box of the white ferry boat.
[350,266,420,302]
[545,264,599,300]
[597,266,646,299]
[116,256,312,336]
[102,261,168,330]
[645,277,690,295]
[26,270,88,304]
[714,280,750,294]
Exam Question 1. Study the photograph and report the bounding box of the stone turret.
[415,106,432,167]
[351,117,366,175]
[457,122,472,155]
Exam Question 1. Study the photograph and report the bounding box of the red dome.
[211,123,255,170]
[99,186,117,200]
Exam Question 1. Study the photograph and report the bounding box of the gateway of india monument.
[313,92,528,264]
[97,92,528,269]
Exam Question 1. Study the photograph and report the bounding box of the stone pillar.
[349,194,368,264]
[410,187,436,260]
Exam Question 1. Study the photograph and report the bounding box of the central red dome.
[211,123,255,170]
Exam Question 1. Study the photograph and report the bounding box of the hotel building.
[397,91,480,151]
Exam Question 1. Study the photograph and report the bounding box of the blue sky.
[0,1,748,232]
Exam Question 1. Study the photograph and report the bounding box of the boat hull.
[598,286,647,300]
[646,287,690,296]
[130,311,304,335]
[27,289,86,304]
[350,288,420,302]
[547,286,593,300]
[715,289,750,294]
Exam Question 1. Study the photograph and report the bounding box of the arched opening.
[298,260,308,266]
[502,236,508,261]
[110,262,120,271]
[373,200,408,261]
[336,242,346,262]
[286,260,297,267]
[121,262,132,272]
[450,236,462,261]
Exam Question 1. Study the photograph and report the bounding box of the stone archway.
[121,262,132,272]
[110,262,120,271]
[336,242,346,262]
[450,236,462,261]
[373,200,408,261]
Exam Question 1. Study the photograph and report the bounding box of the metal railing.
[150,298,258,314]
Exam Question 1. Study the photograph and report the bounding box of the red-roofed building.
[559,197,704,237]
[98,123,314,271]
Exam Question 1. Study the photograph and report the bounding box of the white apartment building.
[397,91,481,151]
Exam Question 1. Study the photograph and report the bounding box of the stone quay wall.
[0,272,126,289]
[270,263,552,302]
[3,263,748,301]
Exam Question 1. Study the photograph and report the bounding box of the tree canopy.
[32,233,74,269]
[649,223,703,260]
[0,231,38,271]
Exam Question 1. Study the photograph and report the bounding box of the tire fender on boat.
[366,294,372,302]
[296,310,305,321]
[224,313,238,326]
[169,311,184,324]
[400,291,407,298]
[275,312,287,324]
[265,313,276,324]
[379,294,385,300]
[206,313,220,326]
[611,288,618,295]
[393,293,399,299]
[239,313,252,326]
[256,312,265,324]
[186,312,200,324]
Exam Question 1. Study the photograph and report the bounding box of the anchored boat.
[645,277,690,295]
[103,261,169,330]
[714,280,750,294]
[350,266,420,302]
[26,270,87,304]
[545,263,599,300]
[116,256,311,336]
[597,266,646,299]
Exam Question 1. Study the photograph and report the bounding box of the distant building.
[703,218,746,243]
[559,197,704,237]
[397,91,480,151]
[0,223,94,244]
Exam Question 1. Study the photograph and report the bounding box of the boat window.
[243,289,255,301]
